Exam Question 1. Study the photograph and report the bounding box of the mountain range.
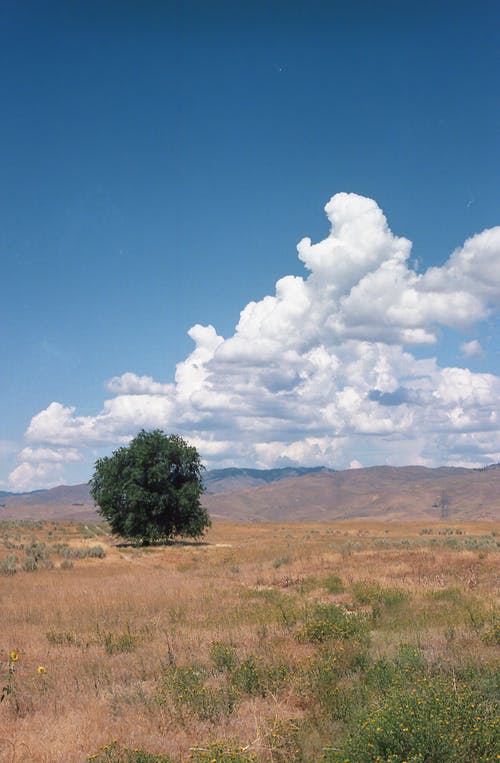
[0,464,499,522]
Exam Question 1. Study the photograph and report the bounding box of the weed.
[298,603,370,644]
[320,575,344,594]
[327,673,499,763]
[0,553,18,575]
[230,654,291,697]
[210,640,238,673]
[188,742,256,763]
[267,718,304,763]
[273,555,291,569]
[158,665,236,722]
[87,741,173,762]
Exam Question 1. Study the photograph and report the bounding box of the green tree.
[89,430,210,543]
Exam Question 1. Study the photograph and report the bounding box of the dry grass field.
[0,519,498,763]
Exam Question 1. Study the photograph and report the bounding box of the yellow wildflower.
[9,650,19,662]
[37,665,47,675]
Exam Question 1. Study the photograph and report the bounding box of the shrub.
[267,718,304,763]
[22,541,54,571]
[0,554,18,575]
[321,575,344,594]
[298,604,370,644]
[210,640,238,673]
[103,631,137,655]
[188,742,256,763]
[87,741,172,762]
[230,654,291,698]
[326,673,499,763]
[158,665,236,722]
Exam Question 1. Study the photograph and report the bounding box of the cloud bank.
[8,193,500,490]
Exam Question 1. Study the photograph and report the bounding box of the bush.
[230,655,291,698]
[158,665,236,722]
[326,673,499,763]
[0,554,18,575]
[321,575,344,594]
[87,741,172,762]
[188,743,256,763]
[298,604,370,644]
[210,640,238,673]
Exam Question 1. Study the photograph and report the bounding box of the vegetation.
[0,518,498,762]
[89,430,210,544]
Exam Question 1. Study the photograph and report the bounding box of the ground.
[0,519,498,762]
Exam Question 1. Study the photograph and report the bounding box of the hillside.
[203,465,500,522]
[0,464,498,522]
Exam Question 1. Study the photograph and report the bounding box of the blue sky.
[1,0,499,490]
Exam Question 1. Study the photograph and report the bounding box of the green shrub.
[298,604,370,644]
[326,674,499,763]
[60,544,106,560]
[267,718,304,763]
[187,742,256,763]
[273,555,291,569]
[0,554,18,575]
[352,581,408,609]
[22,541,54,571]
[481,613,500,646]
[303,646,368,720]
[230,655,291,698]
[321,575,344,594]
[102,631,138,655]
[158,665,236,722]
[87,741,172,762]
[210,640,238,673]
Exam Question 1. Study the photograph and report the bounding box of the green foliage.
[327,673,499,763]
[102,631,138,655]
[267,718,304,763]
[298,604,370,644]
[0,553,19,575]
[351,581,408,609]
[158,665,236,722]
[230,655,291,697]
[89,430,210,543]
[320,575,344,594]
[209,640,238,673]
[481,616,500,645]
[87,741,173,762]
[187,742,256,763]
[22,541,54,571]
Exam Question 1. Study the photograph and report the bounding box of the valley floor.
[0,520,498,762]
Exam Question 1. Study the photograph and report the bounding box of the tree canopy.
[89,430,210,543]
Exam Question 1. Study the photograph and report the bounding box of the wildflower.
[9,651,19,662]
[37,665,46,675]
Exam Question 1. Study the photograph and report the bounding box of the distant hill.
[203,465,500,522]
[204,466,333,494]
[0,464,499,522]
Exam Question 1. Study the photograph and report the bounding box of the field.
[0,519,498,763]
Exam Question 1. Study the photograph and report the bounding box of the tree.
[89,430,210,543]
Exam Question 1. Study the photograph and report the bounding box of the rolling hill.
[0,465,498,522]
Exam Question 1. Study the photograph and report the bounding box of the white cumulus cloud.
[460,339,484,358]
[10,192,500,488]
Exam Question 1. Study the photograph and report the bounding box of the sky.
[1,0,499,491]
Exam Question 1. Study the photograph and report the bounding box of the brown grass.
[0,519,498,762]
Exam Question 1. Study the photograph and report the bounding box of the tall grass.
[0,519,498,762]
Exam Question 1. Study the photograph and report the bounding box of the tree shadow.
[115,538,209,548]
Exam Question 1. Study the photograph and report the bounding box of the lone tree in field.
[89,430,210,543]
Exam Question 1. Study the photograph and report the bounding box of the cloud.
[460,339,484,358]
[7,446,84,492]
[10,193,500,488]
[18,447,83,464]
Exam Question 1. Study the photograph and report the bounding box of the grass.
[0,519,498,762]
